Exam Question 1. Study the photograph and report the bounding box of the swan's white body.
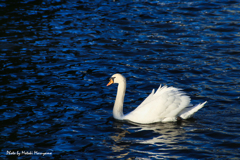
[107,73,206,124]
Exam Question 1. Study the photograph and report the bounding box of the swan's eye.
[110,77,116,82]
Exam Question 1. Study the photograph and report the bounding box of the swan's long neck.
[113,80,126,120]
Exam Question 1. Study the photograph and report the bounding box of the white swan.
[107,73,207,124]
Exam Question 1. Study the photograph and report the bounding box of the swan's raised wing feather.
[123,85,191,123]
[136,88,156,108]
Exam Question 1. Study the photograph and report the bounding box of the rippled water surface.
[1,0,240,159]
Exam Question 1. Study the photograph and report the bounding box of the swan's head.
[107,73,126,86]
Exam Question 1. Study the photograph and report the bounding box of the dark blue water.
[1,0,240,159]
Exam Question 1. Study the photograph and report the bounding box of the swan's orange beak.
[107,78,114,86]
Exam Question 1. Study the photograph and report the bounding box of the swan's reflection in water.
[108,120,192,159]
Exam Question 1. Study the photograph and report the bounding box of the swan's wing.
[136,87,156,108]
[123,85,191,123]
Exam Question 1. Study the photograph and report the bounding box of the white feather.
[124,85,191,123]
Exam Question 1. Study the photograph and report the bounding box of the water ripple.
[1,0,240,159]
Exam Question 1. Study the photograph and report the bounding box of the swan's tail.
[179,101,207,120]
